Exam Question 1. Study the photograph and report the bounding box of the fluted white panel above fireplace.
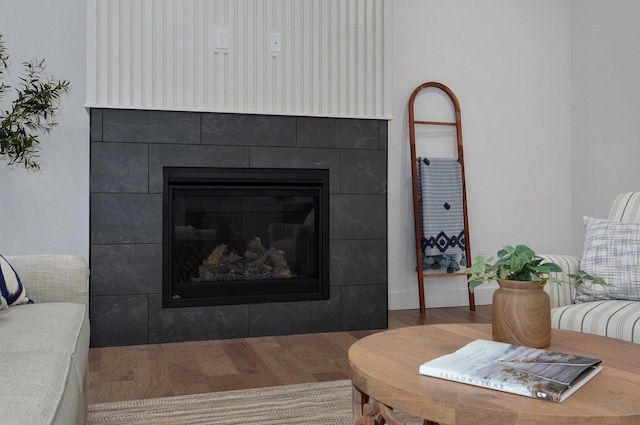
[86,0,392,119]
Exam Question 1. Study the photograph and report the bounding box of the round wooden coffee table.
[349,323,640,425]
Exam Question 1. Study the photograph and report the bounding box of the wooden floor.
[88,305,492,404]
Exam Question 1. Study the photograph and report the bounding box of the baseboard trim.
[388,284,496,310]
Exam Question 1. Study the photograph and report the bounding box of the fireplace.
[164,167,329,307]
[89,109,388,347]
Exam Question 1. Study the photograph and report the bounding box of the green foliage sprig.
[464,244,609,293]
[0,34,70,169]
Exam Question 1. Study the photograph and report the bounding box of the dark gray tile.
[88,109,389,346]
[148,144,249,193]
[340,284,388,330]
[90,295,149,347]
[203,113,297,147]
[90,109,103,142]
[91,194,162,244]
[90,142,149,193]
[102,109,200,144]
[297,117,379,149]
[90,244,162,296]
[250,147,341,194]
[341,150,387,195]
[379,120,388,150]
[330,195,387,239]
[148,295,250,343]
[330,240,387,286]
[248,294,341,337]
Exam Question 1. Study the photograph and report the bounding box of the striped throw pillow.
[575,217,640,303]
[0,254,33,306]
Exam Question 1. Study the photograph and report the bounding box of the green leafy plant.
[0,34,70,169]
[464,244,608,292]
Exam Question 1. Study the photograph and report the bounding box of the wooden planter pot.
[492,279,551,348]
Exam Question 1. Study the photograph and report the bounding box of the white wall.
[389,0,573,309]
[571,1,640,254]
[0,0,89,259]
[3,0,638,311]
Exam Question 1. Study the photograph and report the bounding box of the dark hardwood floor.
[88,305,492,404]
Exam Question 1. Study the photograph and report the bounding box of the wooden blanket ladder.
[409,82,475,314]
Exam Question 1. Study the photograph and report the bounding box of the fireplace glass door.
[163,167,329,308]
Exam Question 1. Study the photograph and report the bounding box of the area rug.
[87,380,425,425]
[88,380,357,425]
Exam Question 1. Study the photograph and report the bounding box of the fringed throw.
[418,157,466,272]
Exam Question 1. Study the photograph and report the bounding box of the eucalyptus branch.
[0,34,70,169]
[0,36,8,97]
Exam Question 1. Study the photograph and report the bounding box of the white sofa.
[542,192,640,343]
[0,255,90,425]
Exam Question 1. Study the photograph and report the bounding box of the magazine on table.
[419,339,603,403]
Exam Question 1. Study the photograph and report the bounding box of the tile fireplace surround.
[90,109,388,347]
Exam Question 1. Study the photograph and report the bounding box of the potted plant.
[464,244,606,348]
[0,34,70,169]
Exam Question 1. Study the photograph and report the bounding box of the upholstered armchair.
[541,191,640,343]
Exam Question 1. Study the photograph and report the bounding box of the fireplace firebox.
[163,167,330,308]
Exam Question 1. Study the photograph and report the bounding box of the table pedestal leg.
[352,384,441,425]
[353,384,380,425]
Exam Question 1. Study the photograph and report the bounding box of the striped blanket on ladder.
[418,157,466,272]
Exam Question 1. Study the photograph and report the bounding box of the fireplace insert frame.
[162,167,330,308]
